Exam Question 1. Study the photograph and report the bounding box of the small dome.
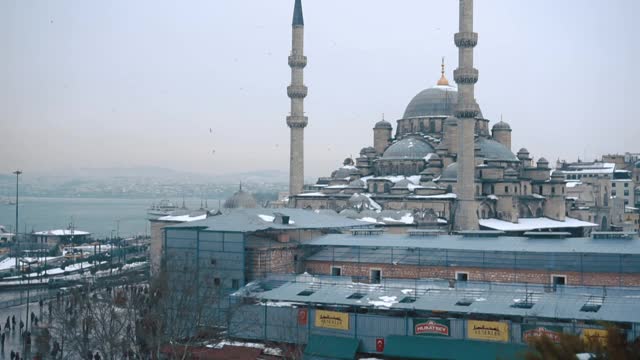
[332,166,359,179]
[374,119,392,129]
[382,137,435,160]
[538,158,549,168]
[551,170,565,179]
[223,188,258,209]
[440,162,459,181]
[393,179,414,189]
[492,121,511,131]
[360,146,376,155]
[404,86,458,118]
[348,179,366,188]
[444,116,457,126]
[343,157,355,166]
[635,160,640,168]
[476,137,518,162]
[518,148,529,155]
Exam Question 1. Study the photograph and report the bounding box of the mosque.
[284,0,594,233]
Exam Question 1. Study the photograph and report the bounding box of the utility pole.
[13,170,21,267]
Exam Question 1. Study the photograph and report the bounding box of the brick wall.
[305,260,640,287]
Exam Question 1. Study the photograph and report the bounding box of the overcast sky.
[1,0,638,178]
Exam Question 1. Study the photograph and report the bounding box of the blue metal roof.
[238,275,640,324]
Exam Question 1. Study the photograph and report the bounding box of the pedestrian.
[19,320,23,332]
[94,351,101,360]
[39,299,43,308]
[10,350,15,360]
[15,351,19,360]
[11,316,15,330]
[34,316,38,327]
[30,312,35,324]
[1,331,4,349]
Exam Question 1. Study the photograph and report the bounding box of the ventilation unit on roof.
[350,229,384,236]
[455,298,474,306]
[524,232,571,239]
[580,295,604,312]
[347,293,365,300]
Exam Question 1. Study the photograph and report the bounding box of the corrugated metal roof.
[302,233,640,255]
[239,275,640,324]
[167,208,369,233]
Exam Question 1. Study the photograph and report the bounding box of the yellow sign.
[582,328,608,345]
[467,320,509,342]
[315,310,349,330]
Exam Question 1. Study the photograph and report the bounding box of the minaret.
[286,0,308,196]
[453,0,480,230]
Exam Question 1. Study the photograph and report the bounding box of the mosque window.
[539,186,543,195]
[552,187,556,194]
[524,185,527,194]
[625,183,629,188]
[504,186,509,193]
[491,185,495,194]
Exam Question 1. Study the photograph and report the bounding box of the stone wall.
[305,261,640,287]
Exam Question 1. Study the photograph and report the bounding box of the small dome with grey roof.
[440,162,459,181]
[492,121,511,132]
[635,160,640,168]
[476,137,518,162]
[347,179,366,188]
[374,119,392,129]
[224,186,258,209]
[393,179,414,189]
[382,137,435,160]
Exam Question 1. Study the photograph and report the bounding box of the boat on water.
[147,199,181,218]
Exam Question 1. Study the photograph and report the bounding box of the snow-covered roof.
[561,162,615,175]
[479,217,597,232]
[158,214,207,222]
[33,229,91,236]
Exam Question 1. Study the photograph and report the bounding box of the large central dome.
[403,85,458,118]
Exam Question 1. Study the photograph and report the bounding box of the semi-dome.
[382,137,435,160]
[374,119,392,129]
[347,179,366,188]
[223,187,258,209]
[476,137,518,162]
[635,160,640,168]
[332,166,359,179]
[492,121,511,131]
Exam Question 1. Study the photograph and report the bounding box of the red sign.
[297,309,308,326]
[375,338,385,352]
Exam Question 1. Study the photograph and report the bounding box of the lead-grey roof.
[302,233,640,255]
[167,208,369,233]
[382,137,435,160]
[292,0,304,26]
[403,86,459,118]
[476,137,518,162]
[239,275,640,324]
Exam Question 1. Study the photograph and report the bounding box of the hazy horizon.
[2,0,638,179]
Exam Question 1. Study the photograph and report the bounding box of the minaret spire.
[453,0,480,230]
[292,0,304,26]
[437,57,450,86]
[286,0,308,196]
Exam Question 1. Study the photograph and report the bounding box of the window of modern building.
[456,272,469,282]
[613,183,617,187]
[625,190,629,196]
[370,269,382,284]
[331,266,342,276]
[505,186,509,193]
[232,279,240,290]
[612,190,617,196]
[552,187,556,194]
[625,183,629,188]
[214,277,221,286]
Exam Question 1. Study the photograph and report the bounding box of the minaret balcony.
[287,85,308,98]
[453,68,479,84]
[454,103,480,119]
[288,55,308,68]
[286,115,308,128]
[454,32,478,48]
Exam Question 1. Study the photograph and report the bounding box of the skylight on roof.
[297,290,314,296]
[347,293,365,300]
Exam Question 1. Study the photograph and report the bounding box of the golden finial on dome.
[437,56,449,86]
